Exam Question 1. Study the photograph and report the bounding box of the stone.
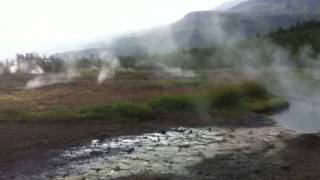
[126,147,135,154]
[281,164,291,170]
[113,166,121,171]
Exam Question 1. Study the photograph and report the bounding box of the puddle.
[273,100,320,133]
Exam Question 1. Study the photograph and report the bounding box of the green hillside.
[269,21,320,55]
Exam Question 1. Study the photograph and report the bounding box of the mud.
[48,126,292,180]
[115,134,320,180]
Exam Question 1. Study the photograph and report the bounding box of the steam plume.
[97,53,121,84]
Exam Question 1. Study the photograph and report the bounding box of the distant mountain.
[106,12,320,56]
[228,0,320,14]
[214,0,250,11]
[75,0,320,57]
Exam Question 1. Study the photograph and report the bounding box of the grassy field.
[0,71,287,123]
[0,70,288,169]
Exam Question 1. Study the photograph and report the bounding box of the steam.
[0,9,318,132]
[25,64,79,89]
[97,53,121,84]
[22,51,123,89]
[156,63,196,78]
[9,61,44,75]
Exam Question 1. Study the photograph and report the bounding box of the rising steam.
[156,63,196,78]
[26,73,72,89]
[25,63,79,89]
[97,53,121,84]
[9,61,44,75]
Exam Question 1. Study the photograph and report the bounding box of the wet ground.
[60,125,292,180]
[3,110,320,180]
[2,72,320,179]
[2,125,289,180]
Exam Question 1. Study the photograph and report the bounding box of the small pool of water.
[273,100,320,133]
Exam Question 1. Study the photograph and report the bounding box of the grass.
[149,95,195,114]
[244,97,289,113]
[208,81,267,109]
[0,81,288,123]
[206,81,284,118]
[79,103,153,122]
[0,109,32,122]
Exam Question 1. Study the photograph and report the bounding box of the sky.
[0,0,233,58]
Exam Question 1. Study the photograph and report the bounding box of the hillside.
[228,0,320,14]
[67,0,320,57]
[108,12,320,56]
[269,21,320,54]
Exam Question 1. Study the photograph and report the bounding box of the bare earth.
[0,72,320,180]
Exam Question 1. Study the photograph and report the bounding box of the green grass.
[208,81,268,109]
[149,95,196,114]
[244,97,289,113]
[17,103,152,123]
[0,81,288,123]
[0,109,32,122]
[79,103,153,122]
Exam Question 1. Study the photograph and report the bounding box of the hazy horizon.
[0,0,236,59]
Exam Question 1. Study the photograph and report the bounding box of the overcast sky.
[0,0,233,58]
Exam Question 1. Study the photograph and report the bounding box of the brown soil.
[0,73,201,111]
[0,72,217,176]
[0,71,263,179]
[0,122,185,178]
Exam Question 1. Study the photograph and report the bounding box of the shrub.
[208,85,243,109]
[239,81,268,98]
[208,81,269,109]
[149,95,196,114]
[245,97,289,113]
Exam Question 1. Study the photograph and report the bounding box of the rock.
[269,132,282,138]
[281,164,291,170]
[187,130,193,134]
[113,166,121,171]
[91,140,99,144]
[229,134,236,138]
[175,127,186,133]
[89,151,102,156]
[93,168,102,173]
[161,130,167,135]
[178,144,191,149]
[126,147,135,154]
